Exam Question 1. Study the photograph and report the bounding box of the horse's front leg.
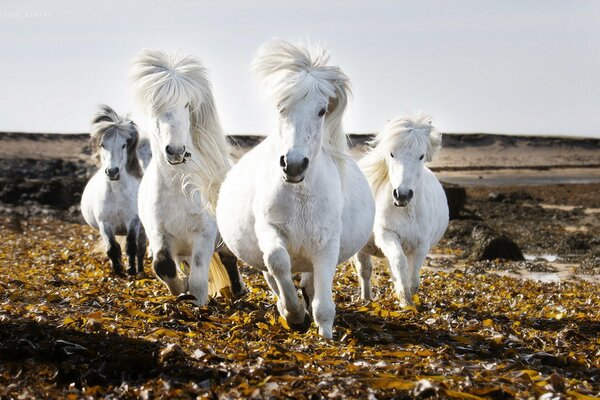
[408,246,428,296]
[262,271,280,297]
[99,222,123,276]
[310,239,340,339]
[136,226,147,275]
[126,218,141,276]
[189,228,218,306]
[376,229,412,307]
[216,246,246,298]
[257,223,310,332]
[148,232,186,295]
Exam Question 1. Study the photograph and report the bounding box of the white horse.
[216,39,375,338]
[81,105,146,276]
[354,114,449,306]
[129,49,244,305]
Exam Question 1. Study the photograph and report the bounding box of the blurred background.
[1,0,599,137]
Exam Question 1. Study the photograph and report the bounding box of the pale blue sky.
[1,1,599,137]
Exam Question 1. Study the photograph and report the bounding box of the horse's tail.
[208,253,231,297]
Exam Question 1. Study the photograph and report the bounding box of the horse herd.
[80,38,449,339]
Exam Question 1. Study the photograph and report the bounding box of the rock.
[469,223,524,261]
[488,192,505,202]
[442,183,467,220]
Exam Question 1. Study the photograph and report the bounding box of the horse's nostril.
[408,190,414,199]
[165,145,174,155]
[393,189,399,200]
[301,157,309,170]
[279,155,286,168]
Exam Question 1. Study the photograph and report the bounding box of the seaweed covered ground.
[0,184,599,399]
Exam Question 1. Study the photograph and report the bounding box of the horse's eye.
[185,102,190,109]
[100,143,105,149]
[122,143,127,149]
[419,154,424,160]
[318,108,326,117]
[390,152,394,158]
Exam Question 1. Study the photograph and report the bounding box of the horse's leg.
[189,230,217,306]
[376,230,412,307]
[262,271,280,297]
[409,246,428,296]
[310,241,339,339]
[148,233,186,295]
[257,224,309,331]
[125,218,141,276]
[136,226,147,275]
[99,223,123,276]
[353,251,373,301]
[216,247,246,298]
[300,272,314,315]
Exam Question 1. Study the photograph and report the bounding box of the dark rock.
[469,223,524,261]
[442,183,467,220]
[488,192,505,202]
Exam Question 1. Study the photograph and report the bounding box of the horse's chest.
[158,190,206,237]
[268,190,340,252]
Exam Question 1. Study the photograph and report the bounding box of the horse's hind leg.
[217,247,246,298]
[136,226,147,275]
[300,272,314,315]
[353,251,373,301]
[258,224,309,332]
[100,223,123,276]
[126,219,141,276]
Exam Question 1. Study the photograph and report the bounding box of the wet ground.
[0,183,598,399]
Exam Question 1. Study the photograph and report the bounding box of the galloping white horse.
[354,114,448,306]
[217,39,375,338]
[81,105,146,276]
[129,49,244,305]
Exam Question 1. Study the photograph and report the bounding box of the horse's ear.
[326,96,338,114]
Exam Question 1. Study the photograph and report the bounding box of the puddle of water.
[424,255,600,284]
[525,254,558,262]
[537,203,600,214]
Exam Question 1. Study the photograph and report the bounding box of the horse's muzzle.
[165,148,191,165]
[105,167,120,181]
[393,188,413,207]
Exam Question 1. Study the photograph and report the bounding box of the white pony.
[216,39,375,338]
[129,49,244,305]
[81,105,146,276]
[354,114,448,306]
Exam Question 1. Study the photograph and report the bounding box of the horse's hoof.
[126,267,136,276]
[287,311,312,333]
[112,268,125,277]
[176,293,197,303]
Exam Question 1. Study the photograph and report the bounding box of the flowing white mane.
[129,49,231,212]
[252,38,351,169]
[360,113,442,197]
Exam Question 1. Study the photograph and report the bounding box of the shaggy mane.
[129,49,231,212]
[90,105,142,179]
[252,38,351,170]
[360,113,442,197]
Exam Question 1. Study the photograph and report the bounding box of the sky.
[1,1,599,137]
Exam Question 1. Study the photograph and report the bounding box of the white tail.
[208,253,232,296]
